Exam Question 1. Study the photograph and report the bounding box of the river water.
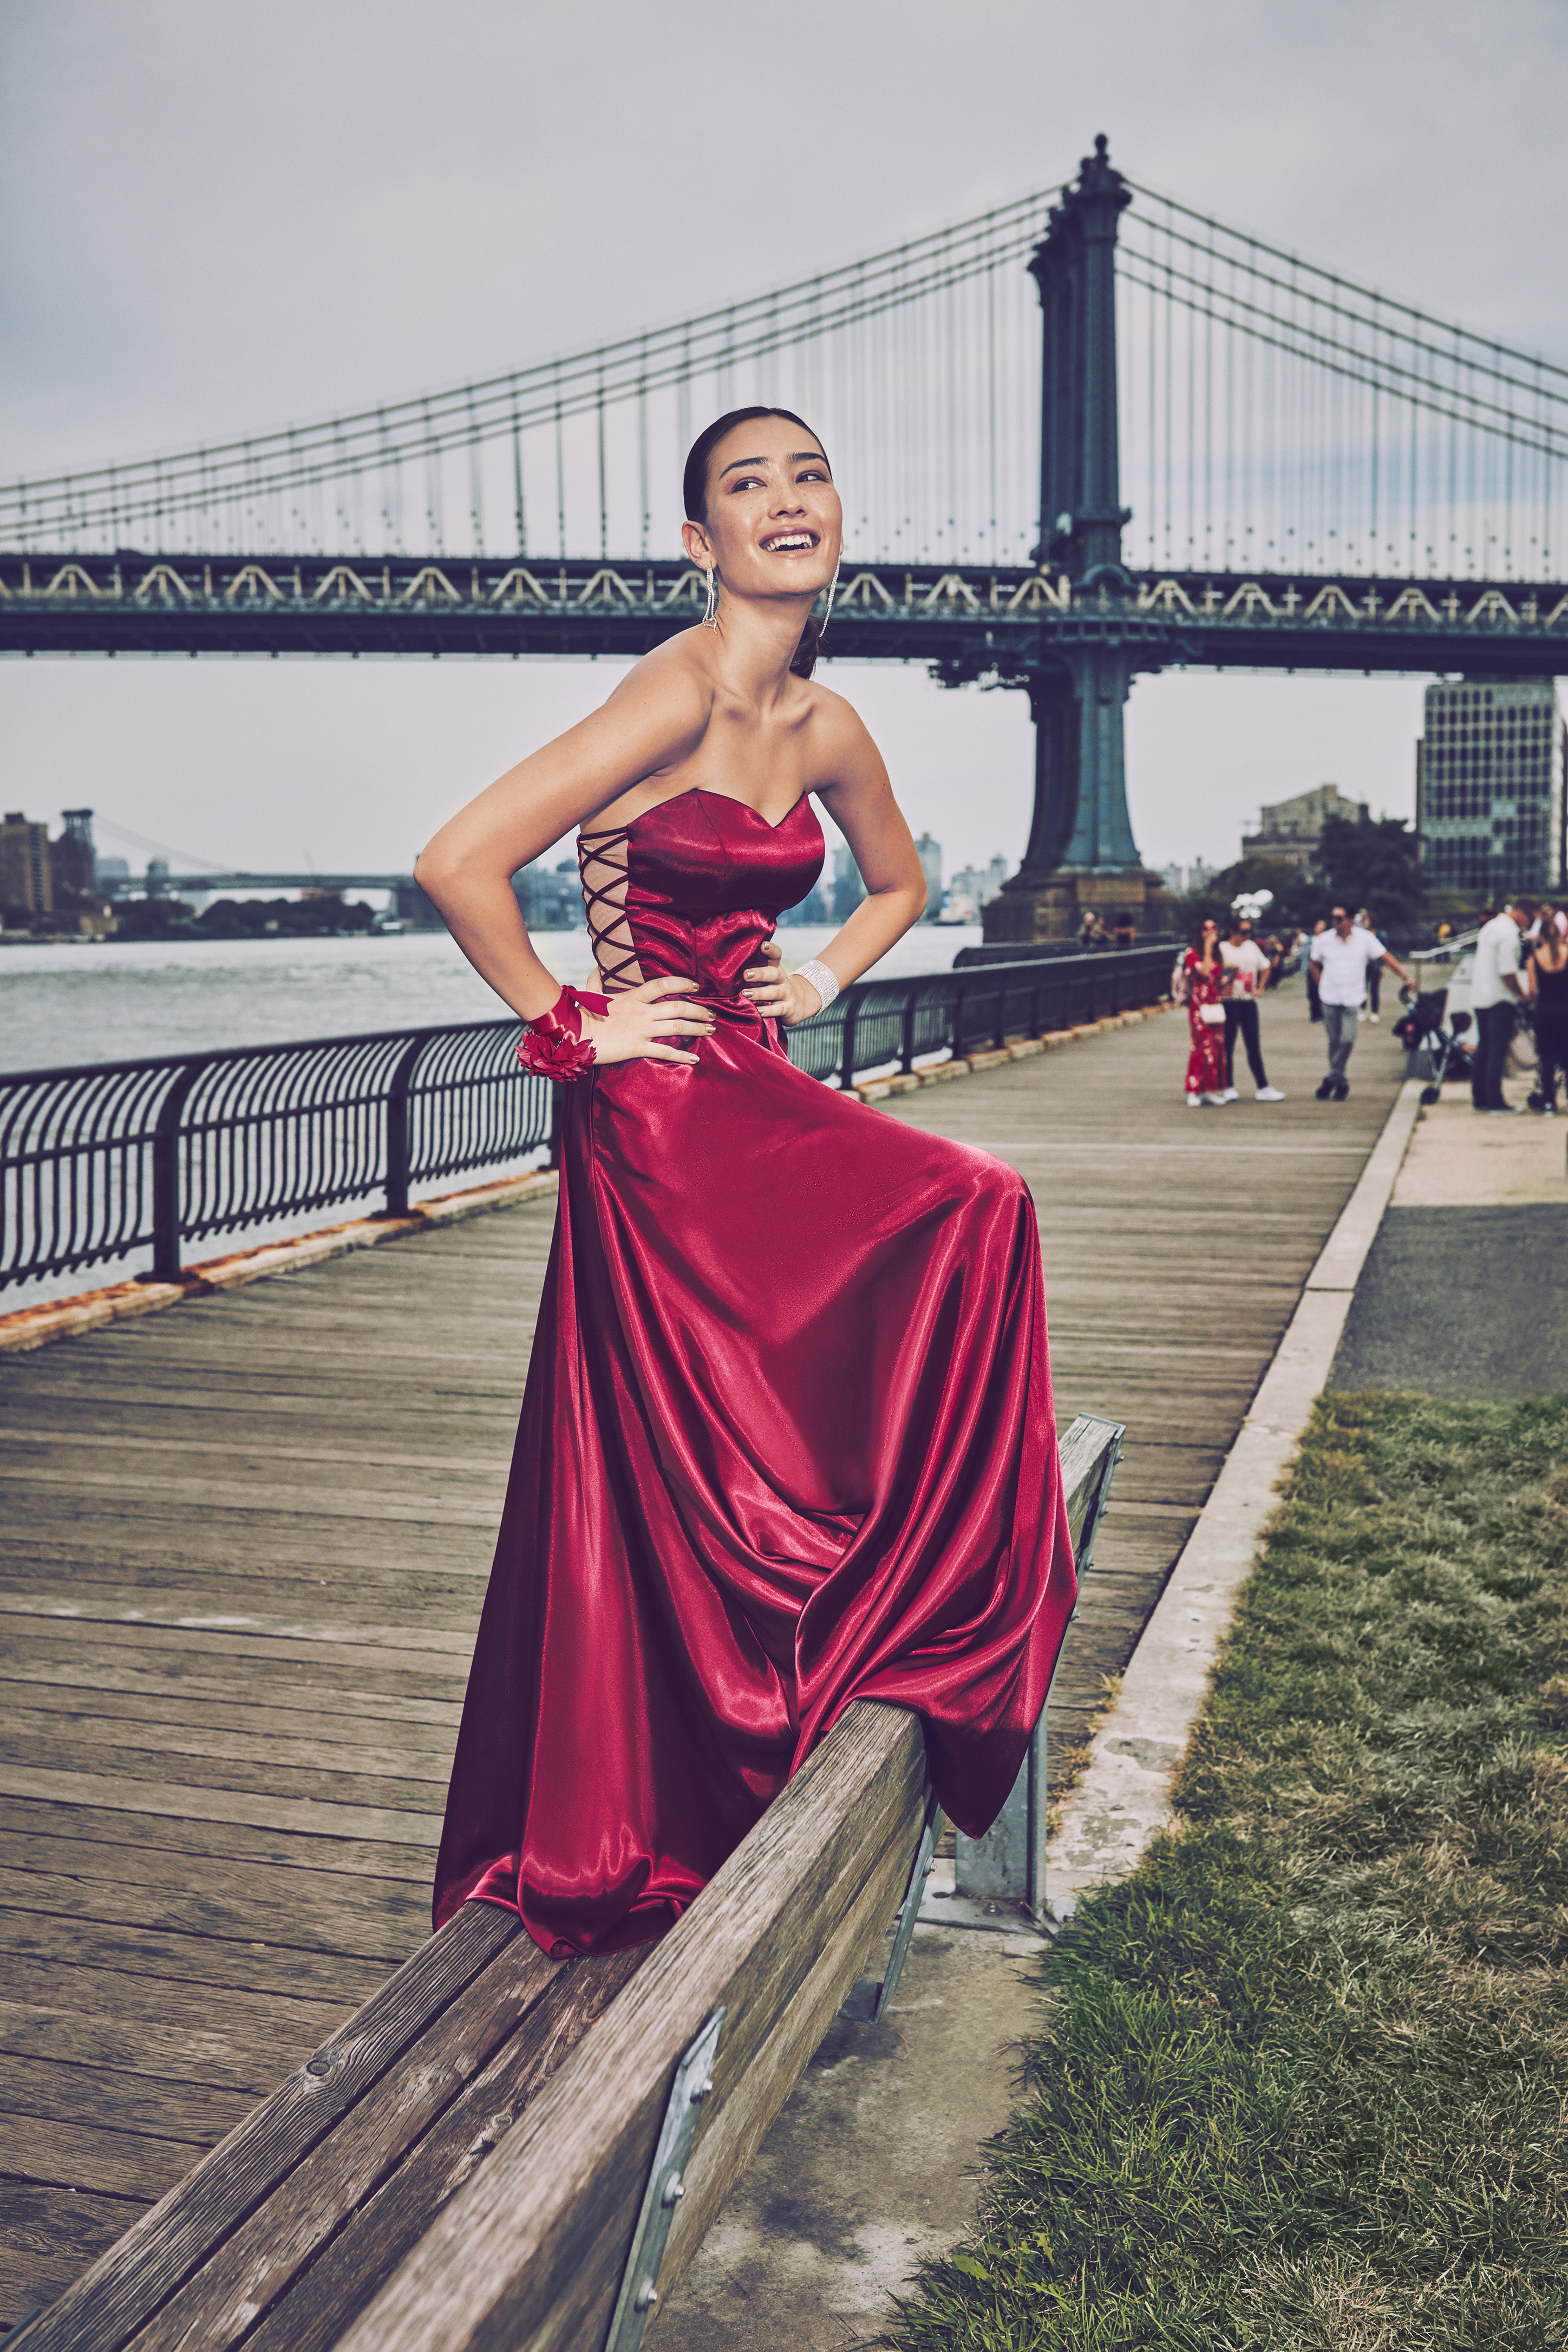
[0,924,984,1073]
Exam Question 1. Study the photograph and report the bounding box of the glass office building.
[1417,680,1565,896]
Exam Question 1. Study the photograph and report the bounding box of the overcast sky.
[3,0,1564,884]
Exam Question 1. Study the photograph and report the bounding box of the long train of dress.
[433,788,1076,1958]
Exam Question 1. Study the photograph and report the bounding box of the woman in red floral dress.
[1181,918,1229,1106]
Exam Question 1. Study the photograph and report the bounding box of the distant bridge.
[100,868,414,898]
[7,135,1565,907]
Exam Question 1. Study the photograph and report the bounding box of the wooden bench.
[9,1415,1121,2352]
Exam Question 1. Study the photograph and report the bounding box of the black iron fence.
[1,945,1173,1296]
[787,940,1175,1088]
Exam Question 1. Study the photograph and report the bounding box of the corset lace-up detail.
[578,828,644,994]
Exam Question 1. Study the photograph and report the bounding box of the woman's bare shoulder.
[605,629,718,731]
[800,676,883,774]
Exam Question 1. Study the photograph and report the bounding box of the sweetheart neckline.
[580,787,813,840]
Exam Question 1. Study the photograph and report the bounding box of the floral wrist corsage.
[516,984,610,1081]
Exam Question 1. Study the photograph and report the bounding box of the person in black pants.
[1527,915,1568,1114]
[1219,917,1284,1101]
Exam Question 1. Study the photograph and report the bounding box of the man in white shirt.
[1469,899,1536,1113]
[1219,917,1285,1101]
[1310,907,1413,1100]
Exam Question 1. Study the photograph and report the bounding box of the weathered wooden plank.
[0,1600,472,1664]
[0,1663,463,1734]
[0,1863,426,1968]
[125,1946,633,2352]
[0,1766,442,1846]
[9,1901,523,2352]
[0,1707,455,1786]
[237,1951,649,2352]
[0,1799,436,1887]
[0,1465,500,1527]
[0,1913,398,2007]
[0,2053,254,2141]
[332,1702,927,2352]
[0,2185,142,2317]
[0,1593,475,1652]
[0,1955,345,2046]
[0,1541,491,1597]
[0,1643,466,1717]
[1,1685,460,1752]
[0,2111,210,2203]
[0,1428,508,1478]
[0,1992,344,2090]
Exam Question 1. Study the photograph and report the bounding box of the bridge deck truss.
[2,555,1566,680]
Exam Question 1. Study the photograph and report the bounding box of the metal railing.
[1,945,1174,1295]
[786,941,1176,1088]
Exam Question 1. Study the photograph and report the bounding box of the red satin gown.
[433,788,1076,1958]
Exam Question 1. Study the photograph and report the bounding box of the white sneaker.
[1369,1012,1380,1024]
[1357,1008,1367,1022]
[1185,1092,1203,1108]
[1221,1086,1239,1102]
[1202,1092,1229,1106]
[1256,1086,1286,1101]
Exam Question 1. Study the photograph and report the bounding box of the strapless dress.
[433,787,1075,1957]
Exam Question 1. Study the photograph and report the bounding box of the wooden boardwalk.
[0,985,1406,2323]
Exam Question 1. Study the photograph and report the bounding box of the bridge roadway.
[0,992,1409,2325]
[4,551,1566,678]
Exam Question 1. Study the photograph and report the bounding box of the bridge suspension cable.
[0,192,1054,569]
[1118,182,1566,579]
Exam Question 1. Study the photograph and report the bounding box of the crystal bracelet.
[796,957,840,1014]
[516,984,610,1081]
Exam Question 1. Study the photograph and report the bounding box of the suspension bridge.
[4,136,1564,932]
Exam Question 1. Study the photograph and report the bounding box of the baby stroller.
[1392,986,1473,1104]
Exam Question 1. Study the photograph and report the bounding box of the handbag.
[1199,1002,1226,1026]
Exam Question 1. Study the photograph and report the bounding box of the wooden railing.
[9,1415,1122,2352]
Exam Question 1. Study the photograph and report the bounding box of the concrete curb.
[0,1170,559,1356]
[1045,1076,1426,1916]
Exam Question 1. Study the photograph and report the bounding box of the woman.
[1219,914,1285,1102]
[415,408,1076,1959]
[1526,907,1568,1114]
[1182,918,1229,1107]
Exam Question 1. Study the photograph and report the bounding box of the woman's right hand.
[580,976,716,1067]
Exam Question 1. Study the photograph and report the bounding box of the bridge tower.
[986,135,1156,945]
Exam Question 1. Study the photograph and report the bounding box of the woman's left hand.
[742,939,830,1026]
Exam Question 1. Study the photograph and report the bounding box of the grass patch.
[887,1394,1568,2351]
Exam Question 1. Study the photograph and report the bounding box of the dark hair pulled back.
[682,406,831,680]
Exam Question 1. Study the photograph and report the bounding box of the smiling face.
[681,414,841,606]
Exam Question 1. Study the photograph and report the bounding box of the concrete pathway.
[1329,1072,1567,1397]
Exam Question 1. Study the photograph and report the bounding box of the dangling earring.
[822,561,840,633]
[703,565,719,630]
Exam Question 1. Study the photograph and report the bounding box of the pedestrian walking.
[1355,910,1382,1021]
[1180,918,1230,1107]
[1470,898,1537,1114]
[1525,917,1568,1115]
[1305,919,1328,1022]
[1310,905,1413,1100]
[1470,899,1536,1113]
[1219,915,1285,1101]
